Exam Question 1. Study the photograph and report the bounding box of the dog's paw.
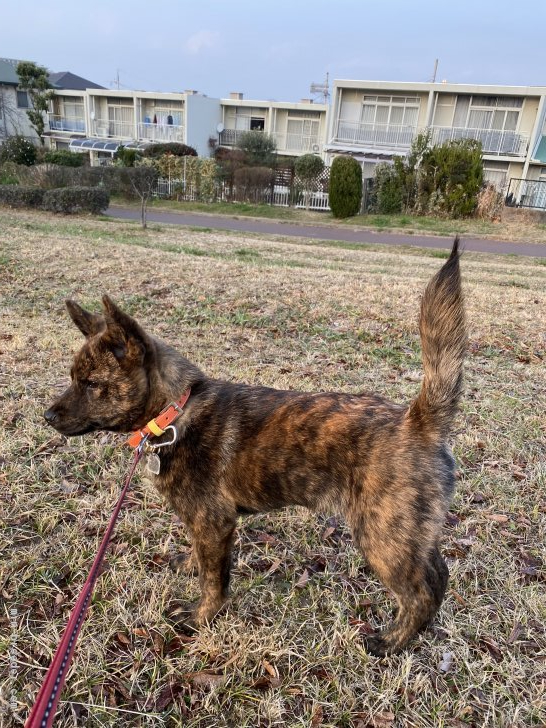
[169,552,198,575]
[165,600,199,634]
[363,632,394,657]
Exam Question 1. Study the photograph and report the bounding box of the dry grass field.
[1,209,545,727]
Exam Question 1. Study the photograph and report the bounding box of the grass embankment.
[1,210,545,727]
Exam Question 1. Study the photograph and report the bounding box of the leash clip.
[147,425,178,450]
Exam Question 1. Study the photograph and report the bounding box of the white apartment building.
[326,79,546,193]
[47,88,222,163]
[219,92,327,158]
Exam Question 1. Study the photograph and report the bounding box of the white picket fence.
[153,178,330,211]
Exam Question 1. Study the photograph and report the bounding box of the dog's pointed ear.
[101,295,151,364]
[66,300,105,337]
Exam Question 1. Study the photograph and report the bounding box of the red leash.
[25,443,146,728]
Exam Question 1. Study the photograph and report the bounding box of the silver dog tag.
[146,452,161,475]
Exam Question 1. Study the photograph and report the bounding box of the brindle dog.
[45,238,466,655]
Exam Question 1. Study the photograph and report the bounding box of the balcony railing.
[218,128,251,146]
[48,113,86,133]
[335,120,416,149]
[137,122,185,143]
[430,126,528,156]
[91,118,134,140]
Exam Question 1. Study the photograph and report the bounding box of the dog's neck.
[144,337,205,420]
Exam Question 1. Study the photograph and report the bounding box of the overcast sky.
[1,0,544,100]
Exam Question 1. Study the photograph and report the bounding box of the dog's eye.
[86,380,100,390]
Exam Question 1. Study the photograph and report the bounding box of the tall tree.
[16,61,54,144]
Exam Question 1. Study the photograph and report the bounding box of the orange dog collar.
[126,388,191,449]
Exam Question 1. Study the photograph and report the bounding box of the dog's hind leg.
[364,548,447,656]
[350,508,448,656]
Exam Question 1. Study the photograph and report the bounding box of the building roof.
[0,57,22,85]
[49,71,105,90]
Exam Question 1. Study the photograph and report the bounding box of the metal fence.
[505,178,546,210]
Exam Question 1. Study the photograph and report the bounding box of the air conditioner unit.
[312,144,320,153]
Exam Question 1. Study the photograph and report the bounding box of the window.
[17,90,29,108]
[361,95,420,128]
[286,114,320,151]
[454,95,522,131]
[483,161,509,190]
[146,107,183,126]
[62,101,84,119]
[226,108,267,132]
[250,117,265,131]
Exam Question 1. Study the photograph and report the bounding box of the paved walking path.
[107,206,546,258]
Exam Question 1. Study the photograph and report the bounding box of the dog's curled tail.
[408,237,467,438]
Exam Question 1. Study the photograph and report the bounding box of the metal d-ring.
[148,425,178,450]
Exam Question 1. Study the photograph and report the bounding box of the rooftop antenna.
[431,59,439,83]
[310,72,330,104]
[110,69,122,90]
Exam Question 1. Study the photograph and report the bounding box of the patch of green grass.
[146,198,304,221]
[234,248,262,259]
[499,279,531,289]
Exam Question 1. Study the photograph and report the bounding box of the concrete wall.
[185,95,222,157]
[0,84,40,142]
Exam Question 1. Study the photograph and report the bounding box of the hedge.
[43,150,85,167]
[42,187,110,214]
[142,142,197,158]
[0,185,45,208]
[0,184,109,214]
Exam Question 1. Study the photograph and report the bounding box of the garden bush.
[0,162,21,185]
[0,136,37,166]
[42,186,110,214]
[0,184,44,208]
[43,150,85,167]
[25,164,74,189]
[329,156,363,218]
[372,134,483,218]
[294,153,324,181]
[114,146,140,167]
[142,143,197,159]
[233,166,274,202]
[236,131,277,167]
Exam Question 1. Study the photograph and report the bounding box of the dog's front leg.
[187,516,237,628]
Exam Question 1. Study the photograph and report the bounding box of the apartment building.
[219,92,328,158]
[46,87,327,164]
[8,61,546,206]
[326,79,546,192]
[47,87,222,163]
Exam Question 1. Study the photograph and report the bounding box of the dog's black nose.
[44,408,57,424]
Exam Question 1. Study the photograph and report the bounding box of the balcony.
[218,128,257,146]
[430,126,528,157]
[137,122,184,143]
[90,118,133,140]
[48,113,86,134]
[335,120,416,149]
